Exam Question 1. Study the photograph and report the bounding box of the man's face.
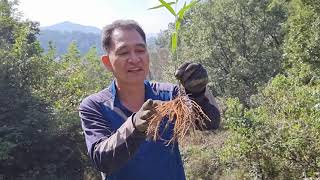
[103,28,149,86]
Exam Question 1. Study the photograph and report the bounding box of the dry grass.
[146,93,211,145]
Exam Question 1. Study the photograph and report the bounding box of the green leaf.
[148,2,176,10]
[158,0,177,16]
[175,2,186,31]
[177,0,198,20]
[176,0,198,31]
[175,18,181,32]
[171,31,177,53]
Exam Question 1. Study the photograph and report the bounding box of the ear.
[101,55,113,71]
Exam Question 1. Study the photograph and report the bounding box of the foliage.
[149,0,198,53]
[177,0,287,104]
[180,130,226,180]
[222,74,320,179]
[149,27,176,82]
[2,0,320,179]
[39,42,112,131]
[284,0,320,73]
[221,0,320,178]
[183,145,220,179]
[0,0,110,178]
[0,0,45,162]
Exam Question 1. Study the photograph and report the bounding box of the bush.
[221,73,320,179]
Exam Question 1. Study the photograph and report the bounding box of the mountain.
[40,21,101,34]
[37,21,158,56]
[38,22,103,55]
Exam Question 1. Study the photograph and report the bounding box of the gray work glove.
[132,99,162,132]
[175,62,208,95]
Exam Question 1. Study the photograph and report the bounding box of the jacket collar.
[108,79,155,109]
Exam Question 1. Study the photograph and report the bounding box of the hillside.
[38,21,158,56]
[38,21,103,55]
[40,21,101,34]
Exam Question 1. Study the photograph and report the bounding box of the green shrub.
[221,73,320,179]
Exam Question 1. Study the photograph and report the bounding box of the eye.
[118,51,128,56]
[135,48,145,53]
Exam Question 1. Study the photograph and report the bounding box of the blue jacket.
[79,80,220,180]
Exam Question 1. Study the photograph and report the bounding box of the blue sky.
[18,0,191,34]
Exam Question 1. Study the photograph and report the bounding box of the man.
[79,20,220,180]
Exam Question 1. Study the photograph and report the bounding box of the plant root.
[146,94,211,145]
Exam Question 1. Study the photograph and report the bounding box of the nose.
[128,51,141,63]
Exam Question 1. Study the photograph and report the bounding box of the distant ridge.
[37,21,158,56]
[40,21,101,34]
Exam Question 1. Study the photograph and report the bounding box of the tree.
[0,0,58,177]
[148,30,171,81]
[284,0,320,77]
[221,0,320,178]
[0,1,104,178]
[177,0,287,105]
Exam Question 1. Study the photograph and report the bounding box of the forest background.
[0,0,320,179]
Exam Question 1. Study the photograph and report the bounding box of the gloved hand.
[175,62,208,95]
[132,99,162,132]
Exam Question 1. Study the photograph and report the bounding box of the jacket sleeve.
[195,87,221,130]
[79,97,145,174]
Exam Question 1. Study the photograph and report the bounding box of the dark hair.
[102,20,146,53]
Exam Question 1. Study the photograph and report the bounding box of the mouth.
[128,68,143,73]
